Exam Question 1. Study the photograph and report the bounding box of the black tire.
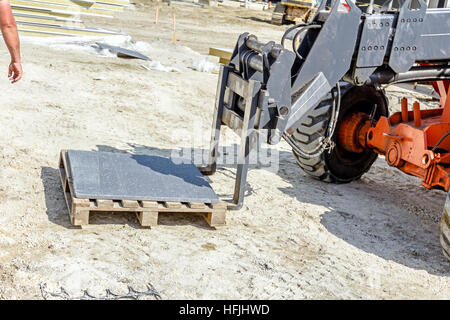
[291,85,389,183]
[441,197,450,261]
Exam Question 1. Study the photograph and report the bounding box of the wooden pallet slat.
[204,210,226,227]
[188,202,207,209]
[121,199,139,208]
[141,200,159,208]
[96,199,113,208]
[58,150,227,228]
[211,202,227,209]
[136,211,158,227]
[163,201,182,209]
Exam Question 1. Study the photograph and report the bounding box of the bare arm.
[0,0,21,83]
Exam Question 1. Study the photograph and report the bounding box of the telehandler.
[200,0,450,260]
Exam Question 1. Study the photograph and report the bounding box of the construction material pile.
[11,0,129,37]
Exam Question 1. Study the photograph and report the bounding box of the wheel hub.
[337,112,371,153]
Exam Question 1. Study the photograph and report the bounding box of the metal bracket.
[286,72,332,134]
[388,0,427,73]
[199,65,261,210]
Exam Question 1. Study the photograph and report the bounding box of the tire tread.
[291,97,337,182]
[290,85,388,184]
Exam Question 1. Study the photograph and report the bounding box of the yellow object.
[10,0,130,37]
[208,47,232,64]
[280,0,314,8]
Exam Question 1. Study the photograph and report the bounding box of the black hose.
[432,131,450,152]
[292,25,322,61]
[281,23,321,52]
[281,23,308,48]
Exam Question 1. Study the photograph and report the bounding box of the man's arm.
[0,0,21,83]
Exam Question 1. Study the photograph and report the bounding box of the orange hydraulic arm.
[338,83,450,191]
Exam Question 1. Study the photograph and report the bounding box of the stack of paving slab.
[11,0,129,37]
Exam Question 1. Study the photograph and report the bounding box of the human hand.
[8,60,22,83]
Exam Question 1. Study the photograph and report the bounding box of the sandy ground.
[0,0,448,299]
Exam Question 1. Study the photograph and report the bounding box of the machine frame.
[199,0,450,210]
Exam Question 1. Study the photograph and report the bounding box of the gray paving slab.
[67,150,219,203]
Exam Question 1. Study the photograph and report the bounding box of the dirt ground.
[0,0,448,299]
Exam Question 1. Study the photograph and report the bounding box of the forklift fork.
[199,65,261,210]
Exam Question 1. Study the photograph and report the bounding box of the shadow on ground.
[41,166,77,229]
[276,151,450,276]
[237,16,273,24]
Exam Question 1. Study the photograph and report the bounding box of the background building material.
[95,42,151,60]
[208,47,232,64]
[11,0,130,37]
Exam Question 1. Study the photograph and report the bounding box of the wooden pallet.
[58,150,227,228]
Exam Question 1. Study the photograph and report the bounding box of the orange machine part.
[431,80,449,107]
[338,112,370,153]
[337,85,450,191]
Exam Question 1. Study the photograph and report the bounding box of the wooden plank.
[72,207,89,225]
[164,201,182,209]
[59,152,73,222]
[211,201,227,209]
[188,202,207,209]
[136,211,158,227]
[209,47,232,64]
[59,150,89,226]
[179,203,189,210]
[141,200,159,208]
[219,57,230,65]
[121,200,139,208]
[96,199,114,208]
[72,197,90,207]
[204,211,226,227]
